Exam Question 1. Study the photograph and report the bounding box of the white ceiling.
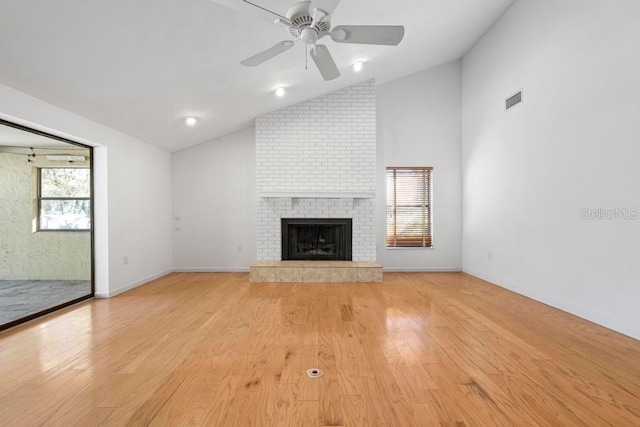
[0,123,72,148]
[0,0,513,152]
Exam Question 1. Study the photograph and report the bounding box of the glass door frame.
[0,118,94,331]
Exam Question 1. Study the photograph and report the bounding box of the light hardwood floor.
[1,272,639,426]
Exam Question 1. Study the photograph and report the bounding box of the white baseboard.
[463,269,640,341]
[172,267,250,273]
[94,269,173,298]
[383,267,462,272]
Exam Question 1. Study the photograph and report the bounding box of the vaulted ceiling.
[0,0,513,152]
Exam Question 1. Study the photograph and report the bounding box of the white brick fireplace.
[255,80,377,262]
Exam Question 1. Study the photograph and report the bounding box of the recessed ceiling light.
[185,117,197,126]
[275,87,286,97]
[353,61,364,72]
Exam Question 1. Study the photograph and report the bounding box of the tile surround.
[250,261,383,283]
[357,268,384,283]
[331,267,358,283]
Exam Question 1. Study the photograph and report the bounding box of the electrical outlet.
[488,251,492,260]
[238,245,242,253]
[124,256,129,266]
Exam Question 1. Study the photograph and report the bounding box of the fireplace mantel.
[258,192,375,199]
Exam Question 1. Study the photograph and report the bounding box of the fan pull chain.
[305,44,308,70]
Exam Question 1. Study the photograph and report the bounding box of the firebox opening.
[281,218,352,261]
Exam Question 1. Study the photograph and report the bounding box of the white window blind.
[386,167,433,248]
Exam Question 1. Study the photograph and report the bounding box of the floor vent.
[306,368,323,378]
[506,91,522,110]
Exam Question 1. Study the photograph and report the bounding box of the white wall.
[172,70,464,270]
[0,83,173,297]
[462,0,640,339]
[172,127,256,271]
[105,133,173,296]
[377,61,463,271]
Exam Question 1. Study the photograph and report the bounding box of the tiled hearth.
[250,261,383,283]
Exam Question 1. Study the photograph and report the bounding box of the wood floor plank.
[0,272,639,425]
[298,345,320,401]
[318,333,344,426]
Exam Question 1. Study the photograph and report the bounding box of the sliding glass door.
[0,120,93,330]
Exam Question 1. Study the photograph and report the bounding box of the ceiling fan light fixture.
[185,117,198,126]
[300,28,318,44]
[275,87,286,97]
[237,0,405,81]
[353,61,363,72]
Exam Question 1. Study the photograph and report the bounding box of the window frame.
[386,166,433,249]
[37,167,91,232]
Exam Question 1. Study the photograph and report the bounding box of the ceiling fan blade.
[241,40,295,67]
[211,0,292,26]
[310,44,340,81]
[309,0,341,17]
[330,25,405,46]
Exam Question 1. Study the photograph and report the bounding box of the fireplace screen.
[281,218,352,261]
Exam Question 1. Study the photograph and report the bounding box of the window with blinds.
[386,167,433,248]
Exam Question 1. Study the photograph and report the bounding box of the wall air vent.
[506,91,522,110]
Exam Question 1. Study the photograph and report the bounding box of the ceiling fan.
[212,0,405,81]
